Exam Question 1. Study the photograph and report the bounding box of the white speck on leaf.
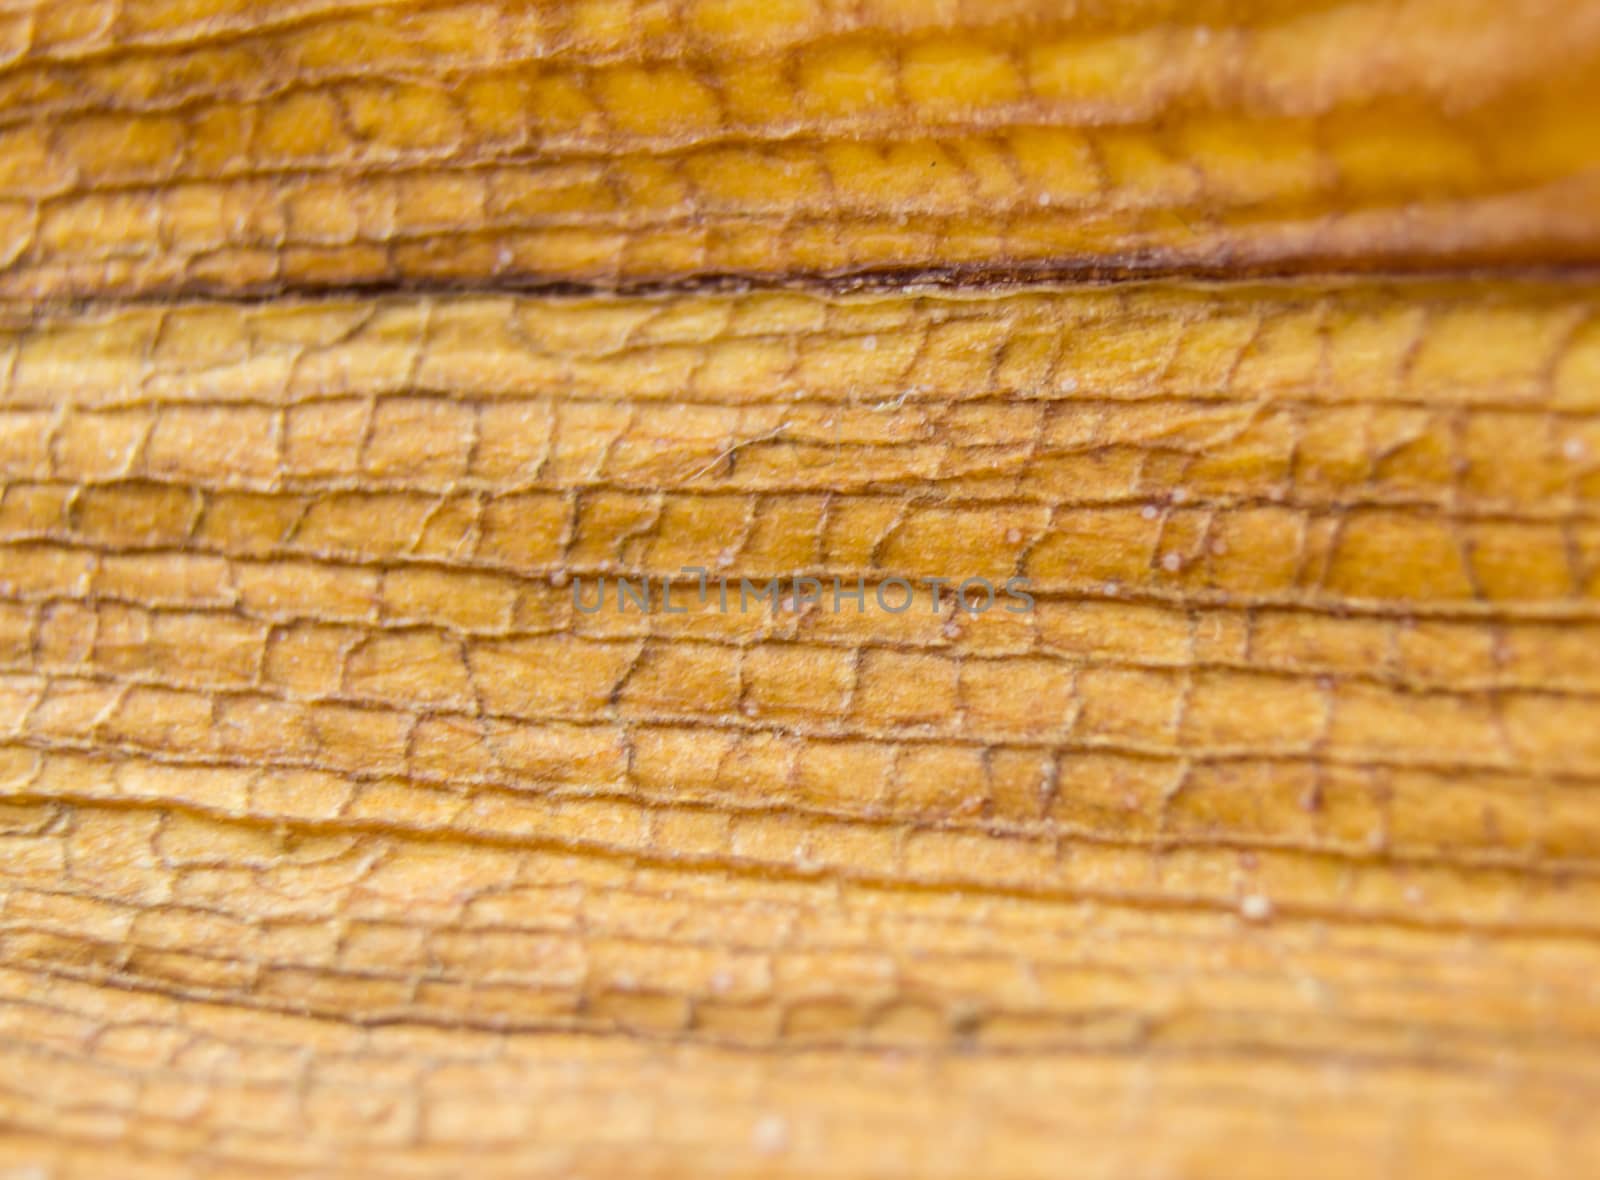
[1240,894,1273,922]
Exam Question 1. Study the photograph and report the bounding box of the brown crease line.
[10,259,1600,312]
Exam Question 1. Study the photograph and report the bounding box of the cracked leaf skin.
[3,281,1600,1177]
[5,0,1600,1177]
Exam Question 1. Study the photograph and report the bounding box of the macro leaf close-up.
[2,1,1600,1177]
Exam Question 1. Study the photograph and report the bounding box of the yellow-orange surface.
[3,1,1600,1177]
